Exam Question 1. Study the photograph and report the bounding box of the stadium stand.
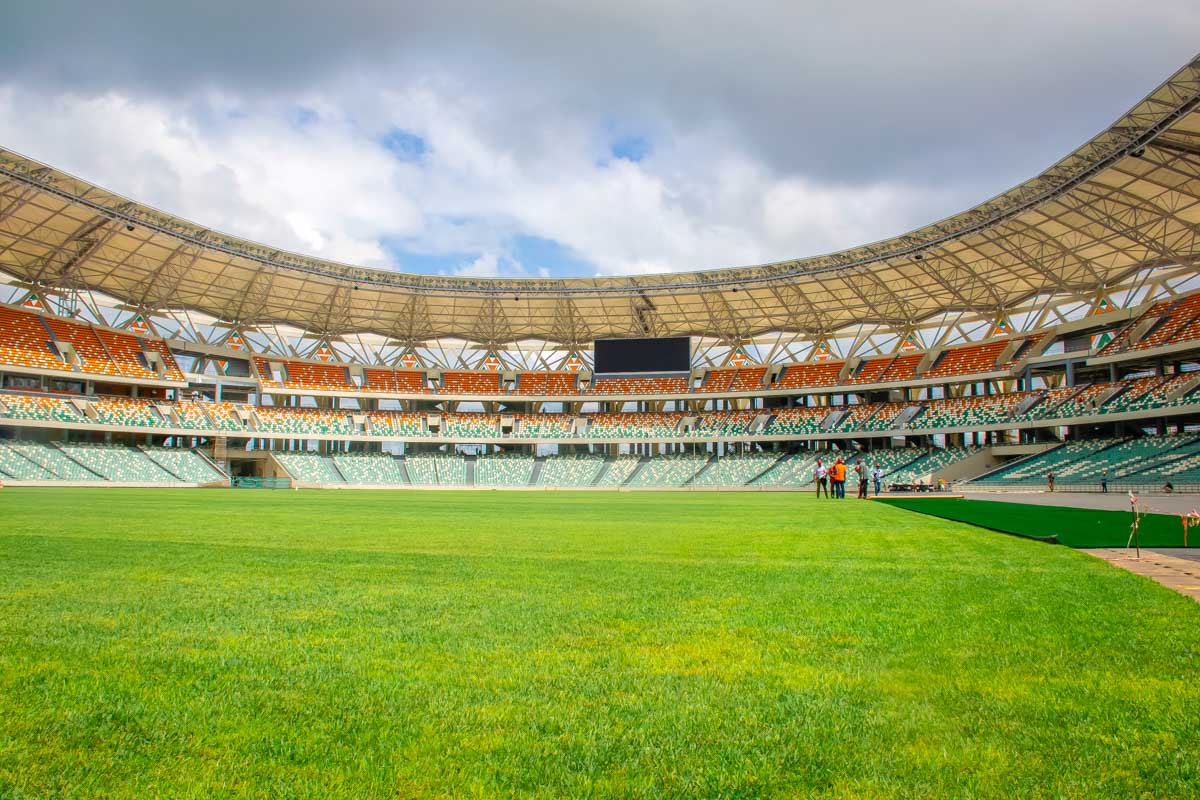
[0,440,58,480]
[595,454,642,486]
[255,407,353,436]
[274,451,347,485]
[586,413,681,439]
[404,452,469,486]
[475,452,536,486]
[93,397,170,428]
[518,414,574,438]
[140,446,226,483]
[332,452,408,485]
[363,368,426,394]
[440,371,503,394]
[0,307,66,371]
[589,376,689,395]
[517,372,578,395]
[366,411,424,437]
[5,441,103,481]
[626,453,709,487]
[441,412,499,439]
[698,369,738,393]
[763,407,827,436]
[0,393,82,423]
[923,340,1008,379]
[772,362,842,390]
[537,453,607,486]
[689,451,779,486]
[908,394,1028,430]
[57,442,175,482]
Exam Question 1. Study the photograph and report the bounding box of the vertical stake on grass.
[1128,491,1142,559]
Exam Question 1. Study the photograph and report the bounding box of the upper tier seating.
[365,411,424,437]
[43,317,121,376]
[693,411,756,437]
[1037,383,1111,420]
[537,453,606,486]
[332,452,408,485]
[475,452,535,486]
[93,397,170,428]
[698,369,738,393]
[831,403,883,432]
[586,413,681,438]
[589,376,689,395]
[204,402,247,432]
[282,360,356,393]
[909,394,1029,430]
[924,340,1009,379]
[440,371,503,395]
[882,354,923,383]
[859,402,915,431]
[730,367,768,392]
[0,307,66,371]
[773,362,843,390]
[363,368,426,394]
[763,406,827,436]
[0,392,82,423]
[847,357,891,385]
[141,338,186,381]
[172,401,216,430]
[255,407,353,436]
[441,412,499,439]
[93,328,160,381]
[1129,294,1200,353]
[517,414,574,438]
[517,372,579,395]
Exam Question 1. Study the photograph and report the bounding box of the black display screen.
[593,336,691,374]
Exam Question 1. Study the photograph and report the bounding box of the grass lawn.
[877,497,1196,548]
[1,488,1198,798]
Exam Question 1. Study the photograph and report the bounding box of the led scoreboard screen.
[592,336,691,374]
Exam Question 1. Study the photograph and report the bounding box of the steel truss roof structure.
[0,55,1199,372]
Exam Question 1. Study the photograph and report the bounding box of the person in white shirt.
[813,459,829,498]
[871,463,883,496]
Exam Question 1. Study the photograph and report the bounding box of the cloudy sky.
[0,2,1195,279]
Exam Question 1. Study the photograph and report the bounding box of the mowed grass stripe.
[1,488,1198,798]
[878,496,1194,548]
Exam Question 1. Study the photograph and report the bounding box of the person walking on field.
[1100,470,1108,493]
[855,458,868,498]
[872,462,883,496]
[1047,471,1056,492]
[814,459,829,498]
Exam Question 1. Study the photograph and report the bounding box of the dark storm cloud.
[2,0,1196,193]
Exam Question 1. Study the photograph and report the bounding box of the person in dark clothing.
[855,458,868,498]
[1100,470,1108,493]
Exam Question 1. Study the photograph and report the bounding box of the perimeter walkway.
[1083,548,1200,602]
[963,490,1200,516]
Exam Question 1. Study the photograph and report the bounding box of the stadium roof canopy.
[1,55,1199,355]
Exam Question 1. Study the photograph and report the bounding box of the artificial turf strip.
[877,497,1196,548]
[1,489,1199,799]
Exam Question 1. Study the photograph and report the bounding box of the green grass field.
[878,497,1196,548]
[2,488,1199,799]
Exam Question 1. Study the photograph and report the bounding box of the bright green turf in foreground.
[1,488,1199,799]
[878,497,1195,548]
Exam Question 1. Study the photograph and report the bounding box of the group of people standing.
[813,456,883,499]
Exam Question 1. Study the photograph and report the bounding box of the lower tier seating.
[475,452,536,486]
[273,451,347,485]
[332,452,409,485]
[57,442,175,482]
[537,453,607,487]
[140,447,226,483]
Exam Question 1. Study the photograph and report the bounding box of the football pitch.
[1,488,1198,798]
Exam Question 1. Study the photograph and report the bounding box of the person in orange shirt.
[831,457,847,499]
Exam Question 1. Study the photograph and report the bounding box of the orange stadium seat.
[698,368,737,393]
[773,362,843,390]
[0,307,65,371]
[589,376,689,395]
[363,368,426,393]
[517,372,579,395]
[729,367,767,391]
[440,371,503,394]
[43,317,122,376]
[924,340,1009,379]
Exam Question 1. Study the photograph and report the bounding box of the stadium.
[2,36,1200,800]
